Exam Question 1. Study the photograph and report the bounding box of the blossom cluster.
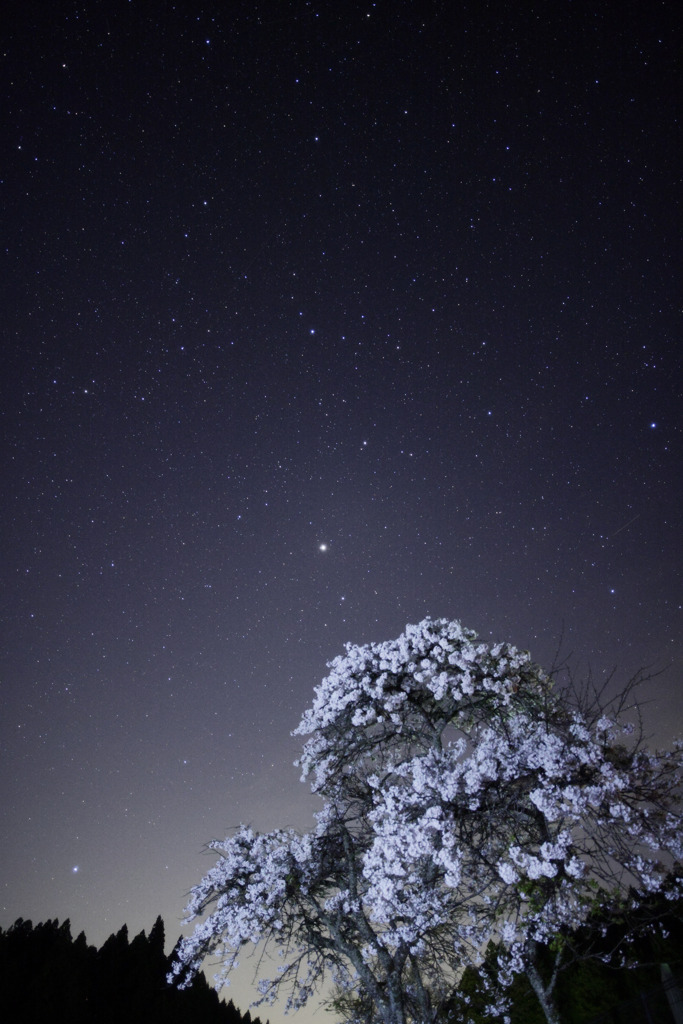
[294,618,549,794]
[168,827,314,993]
[172,619,683,1022]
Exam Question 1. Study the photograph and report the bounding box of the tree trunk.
[661,964,683,1024]
[384,971,407,1024]
[525,959,562,1024]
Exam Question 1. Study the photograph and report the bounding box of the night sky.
[1,0,681,1017]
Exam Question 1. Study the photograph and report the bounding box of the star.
[1,1,679,994]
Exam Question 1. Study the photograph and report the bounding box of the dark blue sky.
[1,0,681,1017]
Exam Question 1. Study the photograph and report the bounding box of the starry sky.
[1,0,681,1016]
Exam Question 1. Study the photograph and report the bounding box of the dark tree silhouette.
[0,915,265,1024]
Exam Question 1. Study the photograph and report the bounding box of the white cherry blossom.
[170,619,682,1024]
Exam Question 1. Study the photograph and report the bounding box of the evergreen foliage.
[446,888,683,1024]
[0,914,268,1024]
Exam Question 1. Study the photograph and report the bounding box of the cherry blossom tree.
[169,618,682,1024]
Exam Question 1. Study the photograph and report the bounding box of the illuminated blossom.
[170,619,682,1024]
